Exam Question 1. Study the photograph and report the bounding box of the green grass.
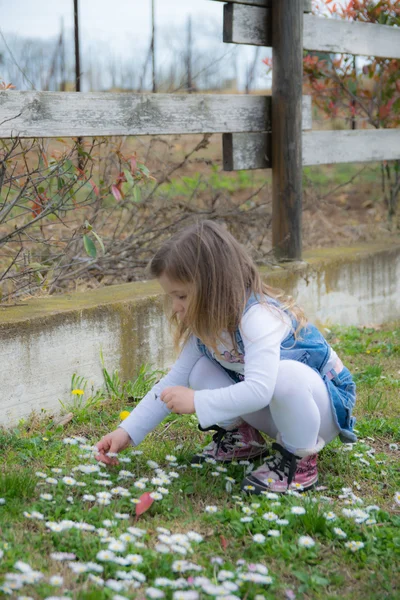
[1,324,399,599]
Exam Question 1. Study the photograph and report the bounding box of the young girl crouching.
[95,220,357,494]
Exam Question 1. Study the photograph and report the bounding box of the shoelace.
[262,442,299,486]
[198,424,239,455]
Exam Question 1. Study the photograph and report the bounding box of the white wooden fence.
[0,0,399,259]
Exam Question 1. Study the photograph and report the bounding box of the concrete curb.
[1,242,399,426]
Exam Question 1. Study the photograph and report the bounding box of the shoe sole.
[241,474,318,494]
[191,446,270,465]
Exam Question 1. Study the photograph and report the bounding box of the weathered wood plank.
[224,4,400,58]
[302,129,400,166]
[304,14,400,59]
[211,0,312,12]
[224,3,270,46]
[0,91,271,138]
[223,132,271,170]
[0,91,312,139]
[223,96,312,170]
[222,129,400,170]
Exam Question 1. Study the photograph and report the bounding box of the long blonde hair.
[148,220,307,354]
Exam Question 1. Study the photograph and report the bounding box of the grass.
[0,323,399,599]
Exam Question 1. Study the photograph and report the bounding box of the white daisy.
[146,587,166,598]
[39,494,53,501]
[205,505,218,514]
[333,527,347,538]
[96,550,116,562]
[49,575,64,586]
[345,540,365,552]
[262,512,278,521]
[150,492,163,500]
[253,533,266,543]
[267,529,280,537]
[298,535,315,548]
[291,506,306,515]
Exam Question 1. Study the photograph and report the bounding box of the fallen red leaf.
[220,535,228,550]
[135,492,154,518]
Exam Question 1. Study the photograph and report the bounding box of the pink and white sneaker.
[191,422,269,464]
[241,436,325,494]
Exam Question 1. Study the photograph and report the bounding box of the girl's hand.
[95,428,132,465]
[161,386,195,414]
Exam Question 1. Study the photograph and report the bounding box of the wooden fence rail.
[223,3,400,58]
[0,92,312,138]
[0,0,399,260]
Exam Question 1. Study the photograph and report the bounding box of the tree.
[303,0,400,220]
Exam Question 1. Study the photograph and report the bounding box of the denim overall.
[196,294,357,443]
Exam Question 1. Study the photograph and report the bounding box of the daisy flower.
[298,535,315,548]
[240,516,253,523]
[83,494,96,502]
[146,588,166,598]
[205,505,218,514]
[147,460,159,469]
[394,491,400,506]
[39,494,53,501]
[45,477,58,485]
[253,533,266,543]
[127,526,147,537]
[333,527,347,538]
[134,481,146,490]
[50,552,76,561]
[291,506,306,515]
[165,455,177,462]
[324,512,337,521]
[345,540,365,552]
[276,518,289,526]
[262,512,278,521]
[260,491,279,500]
[172,592,199,600]
[97,498,110,506]
[126,554,144,565]
[96,550,116,562]
[155,543,170,554]
[187,531,203,543]
[49,575,64,586]
[150,492,163,500]
[242,506,253,515]
[62,477,76,486]
[267,530,280,537]
[108,541,126,553]
[114,513,129,520]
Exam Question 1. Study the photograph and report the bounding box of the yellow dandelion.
[71,389,84,396]
[120,411,131,421]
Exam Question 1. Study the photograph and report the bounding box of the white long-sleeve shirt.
[119,303,294,446]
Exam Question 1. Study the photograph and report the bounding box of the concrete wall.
[1,243,399,427]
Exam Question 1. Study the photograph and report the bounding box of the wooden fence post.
[272,0,303,260]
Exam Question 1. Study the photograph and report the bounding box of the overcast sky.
[0,0,222,55]
[1,0,273,90]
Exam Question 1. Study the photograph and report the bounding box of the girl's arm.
[194,304,291,428]
[118,335,202,446]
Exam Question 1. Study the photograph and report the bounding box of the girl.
[95,220,357,494]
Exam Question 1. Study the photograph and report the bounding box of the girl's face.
[158,273,191,322]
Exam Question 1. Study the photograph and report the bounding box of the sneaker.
[191,422,269,464]
[241,436,324,494]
